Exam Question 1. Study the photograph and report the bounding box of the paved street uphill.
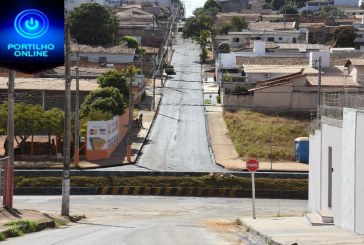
[136,36,221,171]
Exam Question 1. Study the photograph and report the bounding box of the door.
[328,146,333,208]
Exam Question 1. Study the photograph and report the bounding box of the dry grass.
[224,110,310,161]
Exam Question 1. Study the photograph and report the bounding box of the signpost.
[246,159,259,219]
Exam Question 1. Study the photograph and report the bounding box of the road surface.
[136,36,221,171]
[4,196,308,245]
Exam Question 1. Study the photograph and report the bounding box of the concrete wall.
[355,111,364,234]
[80,53,134,64]
[334,0,361,7]
[321,121,343,226]
[309,130,322,213]
[341,109,356,230]
[310,108,364,234]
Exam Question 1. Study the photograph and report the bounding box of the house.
[70,44,136,67]
[217,46,363,111]
[65,0,121,14]
[308,94,364,234]
[217,0,248,13]
[124,0,171,8]
[116,7,166,47]
[0,77,98,111]
[306,1,334,12]
[334,0,363,7]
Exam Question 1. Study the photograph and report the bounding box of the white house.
[309,106,364,234]
[71,44,136,65]
[334,0,363,7]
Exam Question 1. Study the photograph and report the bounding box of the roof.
[243,65,313,74]
[346,58,364,66]
[250,71,305,92]
[71,44,135,55]
[236,57,348,66]
[306,74,360,87]
[249,21,296,31]
[0,77,98,91]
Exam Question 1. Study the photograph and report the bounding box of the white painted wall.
[309,130,322,212]
[321,121,343,226]
[341,109,357,231]
[310,108,364,234]
[76,53,134,64]
[334,0,362,7]
[355,111,364,234]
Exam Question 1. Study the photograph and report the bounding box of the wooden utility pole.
[5,69,15,208]
[62,23,71,216]
[127,68,133,162]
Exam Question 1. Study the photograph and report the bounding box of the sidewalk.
[241,216,364,245]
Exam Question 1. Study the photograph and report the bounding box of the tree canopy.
[80,87,126,118]
[279,5,298,14]
[332,26,357,48]
[97,70,129,99]
[203,0,222,12]
[68,3,119,45]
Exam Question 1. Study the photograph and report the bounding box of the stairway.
[304,210,334,226]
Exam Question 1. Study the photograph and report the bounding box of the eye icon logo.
[14,9,49,39]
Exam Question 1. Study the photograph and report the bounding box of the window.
[232,37,240,43]
[80,56,88,61]
[278,37,282,41]
[267,37,274,42]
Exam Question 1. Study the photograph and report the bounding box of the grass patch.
[8,226,23,237]
[5,219,38,234]
[0,233,5,241]
[234,218,242,226]
[14,175,308,191]
[223,110,310,161]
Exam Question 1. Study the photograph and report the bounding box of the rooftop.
[0,77,98,91]
[71,44,135,55]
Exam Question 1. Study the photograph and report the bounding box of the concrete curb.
[13,187,307,199]
[1,220,56,239]
[241,221,281,245]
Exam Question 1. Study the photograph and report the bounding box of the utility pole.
[152,15,156,112]
[62,23,71,216]
[74,46,80,168]
[317,56,322,120]
[6,69,15,208]
[127,68,133,162]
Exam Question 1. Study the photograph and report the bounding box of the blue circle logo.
[14,9,49,39]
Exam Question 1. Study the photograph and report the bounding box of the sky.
[183,0,206,17]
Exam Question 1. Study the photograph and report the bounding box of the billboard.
[0,0,64,73]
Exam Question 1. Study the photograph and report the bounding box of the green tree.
[203,0,222,12]
[279,4,298,14]
[182,14,213,39]
[97,70,129,99]
[80,87,125,118]
[218,42,230,53]
[271,0,286,11]
[121,36,139,49]
[332,26,357,48]
[13,103,45,147]
[44,108,64,137]
[320,6,339,18]
[230,16,247,31]
[215,22,233,35]
[68,3,119,45]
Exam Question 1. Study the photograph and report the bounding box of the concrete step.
[304,213,334,226]
[317,209,334,223]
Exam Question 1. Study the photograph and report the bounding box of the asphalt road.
[136,36,221,171]
[4,196,308,245]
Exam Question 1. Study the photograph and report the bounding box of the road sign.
[246,159,259,172]
[0,0,64,73]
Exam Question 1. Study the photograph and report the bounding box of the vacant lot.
[224,110,310,161]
